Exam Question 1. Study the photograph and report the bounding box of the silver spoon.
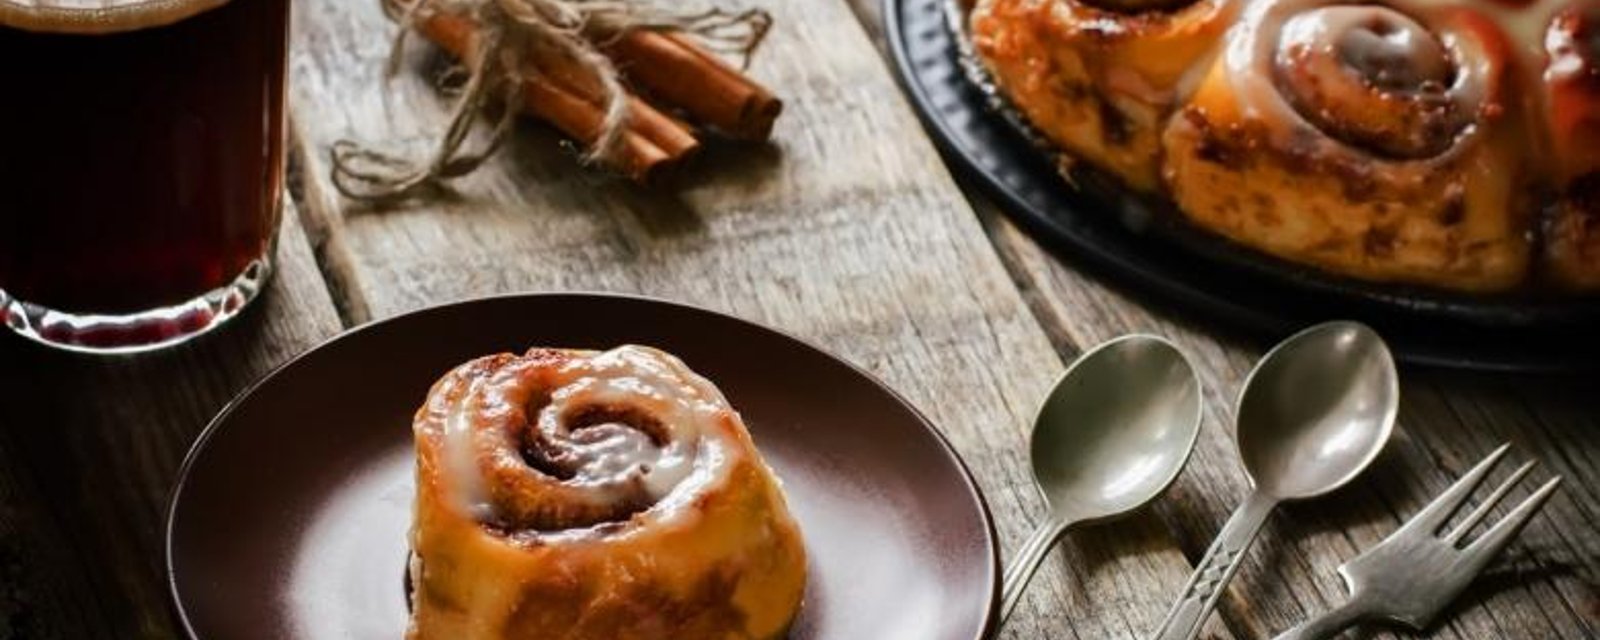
[1000,335,1203,623]
[1149,321,1398,640]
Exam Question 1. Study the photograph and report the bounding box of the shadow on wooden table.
[0,230,342,640]
[323,122,787,239]
[1061,509,1187,576]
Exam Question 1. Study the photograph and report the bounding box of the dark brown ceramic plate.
[166,293,1000,640]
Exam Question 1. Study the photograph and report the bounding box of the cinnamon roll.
[1543,4,1600,289]
[969,0,1237,190]
[966,0,1600,293]
[407,346,806,640]
[1162,1,1531,291]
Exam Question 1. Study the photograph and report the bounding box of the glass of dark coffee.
[0,0,289,353]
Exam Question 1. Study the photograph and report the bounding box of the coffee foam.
[0,0,228,34]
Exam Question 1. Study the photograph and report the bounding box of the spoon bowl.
[1148,321,1399,640]
[1236,321,1398,500]
[1000,334,1202,623]
[1031,335,1204,523]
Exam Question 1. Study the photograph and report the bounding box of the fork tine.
[1462,476,1562,562]
[1398,443,1511,536]
[1443,460,1536,545]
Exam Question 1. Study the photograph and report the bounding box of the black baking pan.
[885,0,1600,372]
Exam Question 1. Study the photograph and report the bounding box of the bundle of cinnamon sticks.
[415,12,782,183]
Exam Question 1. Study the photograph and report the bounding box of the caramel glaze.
[409,346,806,640]
[970,0,1600,291]
[971,0,1238,190]
[1545,5,1600,286]
[1271,7,1464,159]
[1547,5,1600,179]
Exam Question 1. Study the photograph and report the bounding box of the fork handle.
[1149,490,1277,640]
[1271,598,1374,640]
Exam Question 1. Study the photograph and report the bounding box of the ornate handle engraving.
[1149,491,1277,640]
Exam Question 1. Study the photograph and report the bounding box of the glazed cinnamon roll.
[969,0,1237,190]
[1542,4,1600,289]
[407,346,806,640]
[1162,1,1532,291]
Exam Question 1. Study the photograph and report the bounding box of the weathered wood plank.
[285,0,1221,636]
[0,204,344,639]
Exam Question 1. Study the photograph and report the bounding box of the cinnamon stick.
[515,38,701,162]
[520,81,674,181]
[605,30,783,141]
[416,13,699,182]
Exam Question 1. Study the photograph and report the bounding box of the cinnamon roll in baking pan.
[966,0,1600,292]
[408,345,806,640]
[1543,4,1600,289]
[1164,0,1531,291]
[971,0,1236,191]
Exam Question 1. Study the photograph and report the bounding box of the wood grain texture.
[0,205,343,640]
[285,0,1220,637]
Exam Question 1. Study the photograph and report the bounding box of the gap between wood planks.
[287,121,377,330]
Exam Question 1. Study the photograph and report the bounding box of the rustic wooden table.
[1,0,1595,638]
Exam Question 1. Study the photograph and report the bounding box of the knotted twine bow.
[330,0,772,200]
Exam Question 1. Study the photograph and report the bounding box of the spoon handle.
[1149,491,1276,640]
[999,517,1070,623]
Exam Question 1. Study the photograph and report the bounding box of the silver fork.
[1272,443,1562,640]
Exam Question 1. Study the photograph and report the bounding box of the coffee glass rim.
[0,0,228,34]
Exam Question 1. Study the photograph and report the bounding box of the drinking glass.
[0,0,290,353]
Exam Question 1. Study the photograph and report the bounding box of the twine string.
[331,0,771,201]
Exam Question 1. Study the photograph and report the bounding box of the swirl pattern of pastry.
[407,345,806,640]
[968,0,1600,292]
[1164,0,1529,290]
